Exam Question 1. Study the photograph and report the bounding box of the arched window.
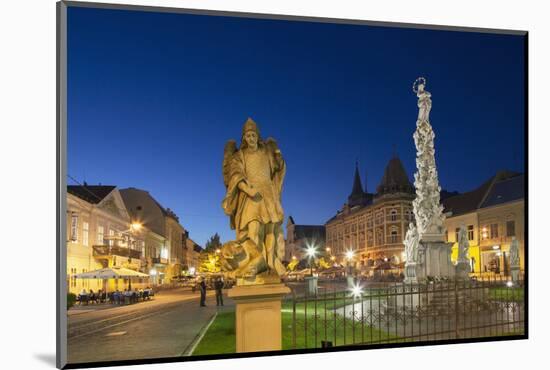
[390,209,398,221]
[390,227,399,243]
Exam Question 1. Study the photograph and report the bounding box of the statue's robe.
[222,145,285,241]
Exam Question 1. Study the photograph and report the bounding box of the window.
[481,226,488,240]
[97,226,104,245]
[70,268,77,288]
[376,230,384,245]
[490,223,499,238]
[506,220,515,237]
[468,225,474,241]
[455,228,460,243]
[390,210,397,221]
[109,229,115,246]
[390,229,398,243]
[82,268,87,288]
[82,221,89,246]
[70,213,78,242]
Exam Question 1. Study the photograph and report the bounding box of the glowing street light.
[306,245,318,259]
[305,244,318,276]
[349,283,363,299]
[130,222,143,232]
[345,249,355,261]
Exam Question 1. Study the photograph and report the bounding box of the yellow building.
[67,185,146,294]
[443,171,525,276]
[325,157,415,269]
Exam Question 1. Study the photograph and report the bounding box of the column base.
[228,283,290,353]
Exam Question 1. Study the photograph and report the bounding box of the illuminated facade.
[443,171,525,275]
[325,157,415,268]
[67,185,146,294]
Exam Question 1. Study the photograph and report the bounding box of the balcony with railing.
[93,245,142,260]
[151,256,169,265]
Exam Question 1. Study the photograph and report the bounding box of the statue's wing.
[223,140,237,188]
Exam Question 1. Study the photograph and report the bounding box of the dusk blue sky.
[67,6,525,246]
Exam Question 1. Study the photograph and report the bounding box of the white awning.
[73,266,149,279]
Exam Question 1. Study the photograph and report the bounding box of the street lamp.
[130,222,143,232]
[306,244,318,276]
[349,282,363,299]
[345,249,356,278]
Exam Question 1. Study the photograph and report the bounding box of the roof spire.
[352,161,363,192]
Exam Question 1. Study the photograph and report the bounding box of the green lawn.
[488,287,524,302]
[191,299,397,356]
[191,311,236,356]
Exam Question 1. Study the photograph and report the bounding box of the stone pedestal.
[346,275,355,289]
[405,240,454,283]
[228,283,290,353]
[511,265,520,282]
[423,241,454,277]
[304,276,318,296]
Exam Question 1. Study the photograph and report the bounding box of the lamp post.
[306,245,318,276]
[345,249,356,288]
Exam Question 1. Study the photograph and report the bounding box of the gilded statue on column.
[220,118,286,284]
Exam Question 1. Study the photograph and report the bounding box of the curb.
[182,312,218,356]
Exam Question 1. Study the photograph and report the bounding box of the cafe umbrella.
[73,266,149,291]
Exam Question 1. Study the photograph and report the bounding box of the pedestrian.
[199,277,207,307]
[215,277,224,306]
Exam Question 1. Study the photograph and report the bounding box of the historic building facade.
[285,216,325,263]
[67,185,146,294]
[325,158,415,268]
[120,188,188,284]
[443,171,525,276]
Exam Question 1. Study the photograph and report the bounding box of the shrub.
[67,293,77,310]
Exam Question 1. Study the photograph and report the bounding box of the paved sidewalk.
[67,292,233,364]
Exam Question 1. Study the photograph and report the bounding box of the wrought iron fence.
[286,275,524,349]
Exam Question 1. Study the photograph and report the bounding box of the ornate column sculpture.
[404,78,454,283]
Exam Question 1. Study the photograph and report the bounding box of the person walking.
[199,277,207,307]
[215,277,224,306]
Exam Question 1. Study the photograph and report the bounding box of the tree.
[199,252,221,273]
[317,257,331,270]
[287,258,299,272]
[204,233,222,253]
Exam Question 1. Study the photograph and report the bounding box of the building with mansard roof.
[442,171,525,276]
[325,157,415,269]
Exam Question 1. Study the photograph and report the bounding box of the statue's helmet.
[242,117,260,137]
